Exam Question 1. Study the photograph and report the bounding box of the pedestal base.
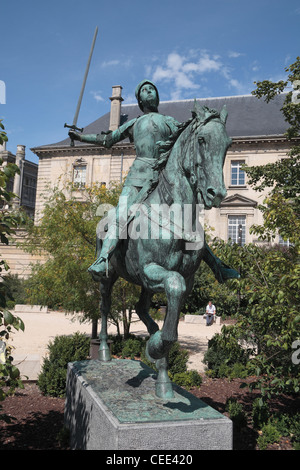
[64,359,232,450]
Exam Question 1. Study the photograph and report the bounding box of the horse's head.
[182,103,231,209]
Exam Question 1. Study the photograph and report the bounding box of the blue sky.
[1,0,299,163]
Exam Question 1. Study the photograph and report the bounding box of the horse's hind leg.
[135,287,159,336]
[98,272,118,361]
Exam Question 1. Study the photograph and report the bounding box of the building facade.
[0,143,39,277]
[32,86,294,247]
[0,143,38,218]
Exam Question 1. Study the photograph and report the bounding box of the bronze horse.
[95,104,232,398]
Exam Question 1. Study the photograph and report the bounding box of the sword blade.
[72,26,98,127]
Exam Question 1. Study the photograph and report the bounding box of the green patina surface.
[72,359,225,424]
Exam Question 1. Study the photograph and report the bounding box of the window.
[279,235,292,247]
[22,176,37,205]
[73,165,86,188]
[231,160,245,186]
[228,215,246,245]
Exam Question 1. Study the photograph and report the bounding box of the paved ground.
[9,307,222,380]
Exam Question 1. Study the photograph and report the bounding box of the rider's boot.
[88,237,117,280]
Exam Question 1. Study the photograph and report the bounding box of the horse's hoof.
[98,341,111,361]
[156,381,174,399]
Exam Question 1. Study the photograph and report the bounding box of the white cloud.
[228,51,244,59]
[91,91,105,102]
[151,51,222,98]
[101,60,120,68]
[101,58,133,69]
[145,49,258,99]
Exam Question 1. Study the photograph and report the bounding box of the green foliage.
[201,58,300,397]
[37,332,90,397]
[269,412,300,449]
[252,398,270,429]
[22,182,132,333]
[256,423,281,450]
[172,370,202,390]
[205,239,300,395]
[0,306,24,401]
[0,119,8,145]
[109,334,146,358]
[0,121,26,416]
[166,341,189,376]
[182,260,238,318]
[1,274,29,308]
[203,325,251,378]
[252,56,300,139]
[109,278,141,339]
[225,398,247,430]
[120,336,146,359]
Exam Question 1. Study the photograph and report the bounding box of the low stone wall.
[184,314,220,325]
[14,304,48,314]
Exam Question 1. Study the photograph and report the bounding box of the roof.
[33,92,288,151]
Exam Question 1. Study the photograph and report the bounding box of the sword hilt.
[64,123,84,147]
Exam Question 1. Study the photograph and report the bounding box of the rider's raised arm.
[71,118,137,148]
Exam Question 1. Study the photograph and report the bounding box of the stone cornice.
[31,142,133,158]
[31,134,299,158]
[231,135,299,146]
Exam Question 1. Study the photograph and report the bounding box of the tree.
[109,278,141,339]
[23,181,140,338]
[0,120,25,413]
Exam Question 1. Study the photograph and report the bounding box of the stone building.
[0,143,37,218]
[0,143,39,277]
[32,86,293,247]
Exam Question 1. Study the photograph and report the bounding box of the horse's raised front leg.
[98,272,118,361]
[143,263,186,360]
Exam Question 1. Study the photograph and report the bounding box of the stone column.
[109,85,124,131]
[12,145,25,206]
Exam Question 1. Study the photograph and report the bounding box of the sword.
[64,26,98,146]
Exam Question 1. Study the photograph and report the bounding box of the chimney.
[109,85,124,131]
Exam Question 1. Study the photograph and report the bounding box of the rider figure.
[69,80,239,283]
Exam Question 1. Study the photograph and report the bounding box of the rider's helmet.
[135,79,159,111]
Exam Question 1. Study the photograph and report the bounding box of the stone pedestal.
[64,359,232,450]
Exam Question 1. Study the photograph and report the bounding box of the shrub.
[121,337,145,359]
[226,398,247,430]
[229,362,249,379]
[109,334,146,358]
[270,412,300,450]
[37,332,90,397]
[252,398,270,429]
[167,342,189,376]
[257,423,281,450]
[203,327,251,378]
[2,274,28,308]
[173,370,202,390]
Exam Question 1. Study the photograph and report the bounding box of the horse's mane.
[154,106,221,171]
